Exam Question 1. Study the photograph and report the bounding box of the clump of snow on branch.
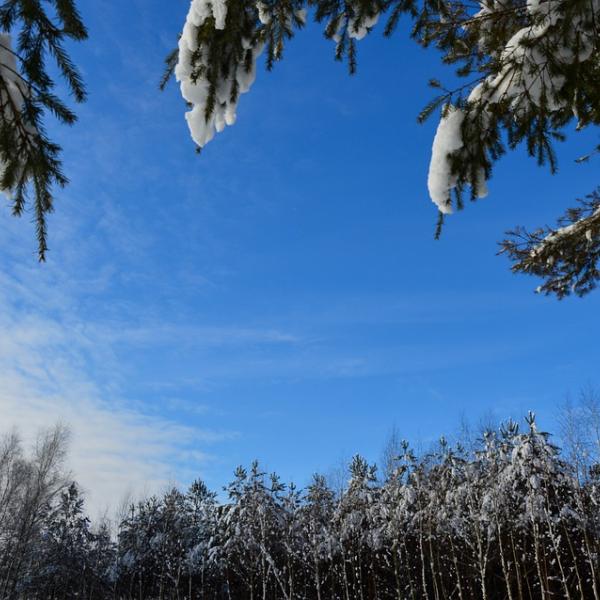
[501,190,600,297]
[177,0,384,149]
[427,106,488,213]
[176,0,261,148]
[427,0,599,212]
[0,34,26,118]
[341,13,380,41]
[256,2,271,25]
[532,205,600,259]
[427,106,464,214]
[349,13,379,40]
[330,11,380,53]
[469,0,596,112]
[0,33,28,193]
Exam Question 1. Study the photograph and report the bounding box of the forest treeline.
[1,401,600,600]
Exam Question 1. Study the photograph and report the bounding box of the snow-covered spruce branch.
[501,189,600,298]
[174,0,599,200]
[172,0,600,295]
[0,0,87,260]
[174,0,307,148]
[172,0,390,149]
[426,0,599,214]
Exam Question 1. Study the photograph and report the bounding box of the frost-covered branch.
[501,189,600,298]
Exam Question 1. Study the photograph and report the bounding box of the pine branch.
[500,190,600,298]
[159,47,179,91]
[0,0,87,260]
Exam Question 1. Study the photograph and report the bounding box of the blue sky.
[0,0,598,513]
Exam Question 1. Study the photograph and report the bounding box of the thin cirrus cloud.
[0,191,310,515]
[0,311,240,516]
[0,247,244,515]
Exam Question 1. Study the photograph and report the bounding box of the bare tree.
[0,424,70,597]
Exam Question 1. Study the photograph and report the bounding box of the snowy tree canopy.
[5,408,600,599]
[169,0,600,297]
[0,0,87,260]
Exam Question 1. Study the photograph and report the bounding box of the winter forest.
[2,398,600,600]
[1,0,600,599]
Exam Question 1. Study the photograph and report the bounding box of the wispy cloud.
[0,369,203,515]
[0,304,255,495]
[0,222,245,514]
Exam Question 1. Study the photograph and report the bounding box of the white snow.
[176,0,264,148]
[257,2,271,25]
[427,106,465,214]
[212,0,228,30]
[483,0,596,109]
[175,1,386,149]
[348,13,379,40]
[295,9,307,25]
[0,33,28,193]
[0,34,25,110]
[427,0,600,212]
[528,205,600,262]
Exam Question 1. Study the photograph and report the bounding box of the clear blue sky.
[0,0,598,511]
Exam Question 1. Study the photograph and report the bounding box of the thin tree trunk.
[532,522,548,600]
[392,543,404,600]
[582,528,600,600]
[561,521,584,597]
[496,521,514,600]
[313,554,322,600]
[427,533,440,600]
[544,510,571,600]
[510,532,525,600]
[418,525,430,600]
[449,536,465,600]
